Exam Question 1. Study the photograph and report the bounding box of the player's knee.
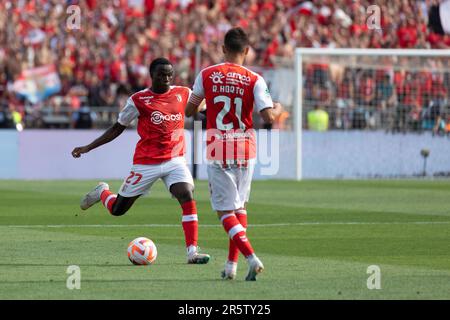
[176,189,194,203]
[217,211,233,220]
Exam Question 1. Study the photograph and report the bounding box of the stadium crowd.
[0,0,449,132]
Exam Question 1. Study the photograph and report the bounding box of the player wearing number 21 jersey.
[71,58,210,265]
[186,27,275,281]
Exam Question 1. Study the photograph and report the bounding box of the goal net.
[292,48,450,179]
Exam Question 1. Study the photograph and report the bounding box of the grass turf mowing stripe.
[1,221,450,228]
[0,180,449,299]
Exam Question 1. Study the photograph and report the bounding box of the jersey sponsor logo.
[210,72,225,84]
[138,95,154,105]
[151,111,182,125]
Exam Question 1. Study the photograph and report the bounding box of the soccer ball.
[127,237,157,265]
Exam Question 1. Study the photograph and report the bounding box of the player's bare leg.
[107,194,140,216]
[217,210,264,281]
[170,182,210,264]
[80,182,140,216]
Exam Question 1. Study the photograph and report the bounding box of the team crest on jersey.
[175,94,182,102]
[210,72,225,84]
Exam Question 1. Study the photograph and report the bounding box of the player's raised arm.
[72,96,139,158]
[71,122,126,158]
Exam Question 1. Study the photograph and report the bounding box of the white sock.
[246,253,257,264]
[187,245,197,256]
[225,261,237,273]
[226,261,238,267]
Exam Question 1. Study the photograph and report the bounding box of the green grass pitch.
[0,179,449,299]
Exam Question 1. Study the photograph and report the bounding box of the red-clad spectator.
[401,72,422,108]
[358,72,376,107]
[397,19,418,48]
[431,77,447,100]
[418,71,433,98]
[145,0,155,14]
[86,0,97,10]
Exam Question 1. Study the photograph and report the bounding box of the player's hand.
[71,146,90,158]
[273,102,283,116]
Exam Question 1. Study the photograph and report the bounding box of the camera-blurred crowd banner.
[12,64,61,104]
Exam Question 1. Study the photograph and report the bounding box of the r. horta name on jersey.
[212,84,245,96]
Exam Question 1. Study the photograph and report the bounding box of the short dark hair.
[224,27,249,53]
[149,57,172,76]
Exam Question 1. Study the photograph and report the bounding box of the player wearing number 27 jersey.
[71,58,210,265]
[186,27,276,281]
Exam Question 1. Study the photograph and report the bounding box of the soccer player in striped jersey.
[185,27,276,280]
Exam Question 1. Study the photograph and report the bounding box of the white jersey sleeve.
[118,97,139,126]
[188,71,205,106]
[253,76,273,112]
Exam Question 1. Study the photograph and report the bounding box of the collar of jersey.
[146,87,172,96]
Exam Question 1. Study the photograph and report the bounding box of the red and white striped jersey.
[118,86,190,165]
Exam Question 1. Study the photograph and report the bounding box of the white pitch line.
[1,221,450,228]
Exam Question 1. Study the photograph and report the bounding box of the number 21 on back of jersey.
[214,95,246,130]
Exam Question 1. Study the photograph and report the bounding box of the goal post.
[294,48,303,181]
[294,48,450,180]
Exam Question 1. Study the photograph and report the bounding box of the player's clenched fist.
[72,146,90,158]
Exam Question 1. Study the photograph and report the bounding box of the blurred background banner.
[12,64,61,104]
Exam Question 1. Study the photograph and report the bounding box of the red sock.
[228,209,248,262]
[181,200,198,248]
[100,190,117,214]
[221,213,254,258]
